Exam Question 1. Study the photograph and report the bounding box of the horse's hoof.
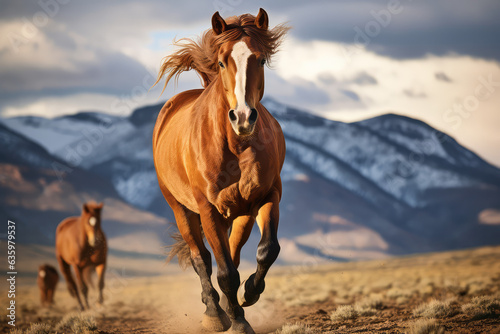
[202,310,231,332]
[237,279,260,307]
[227,317,255,334]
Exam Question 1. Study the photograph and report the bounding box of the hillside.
[2,98,500,264]
[0,123,169,263]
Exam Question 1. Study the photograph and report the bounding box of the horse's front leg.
[47,287,54,306]
[96,263,106,306]
[197,197,254,334]
[238,190,280,308]
[40,288,46,307]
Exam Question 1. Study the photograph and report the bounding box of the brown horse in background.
[37,264,59,307]
[153,9,288,333]
[56,201,107,310]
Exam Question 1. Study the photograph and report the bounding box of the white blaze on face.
[39,270,46,278]
[88,216,97,247]
[231,40,252,110]
[88,230,96,247]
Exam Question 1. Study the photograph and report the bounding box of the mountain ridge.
[1,97,499,263]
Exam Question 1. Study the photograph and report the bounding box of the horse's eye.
[218,61,225,69]
[260,58,266,66]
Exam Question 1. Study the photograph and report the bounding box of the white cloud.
[0,15,209,118]
[2,93,121,118]
[1,2,499,167]
[269,38,500,166]
[1,71,202,119]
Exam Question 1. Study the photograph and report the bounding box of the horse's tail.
[82,265,95,289]
[166,230,206,270]
[166,232,192,270]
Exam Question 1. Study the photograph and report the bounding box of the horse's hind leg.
[57,256,84,310]
[238,190,280,308]
[74,265,89,309]
[166,193,230,332]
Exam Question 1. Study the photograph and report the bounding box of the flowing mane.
[154,13,289,91]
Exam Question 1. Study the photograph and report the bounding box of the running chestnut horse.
[153,9,288,334]
[55,201,107,310]
[37,264,59,307]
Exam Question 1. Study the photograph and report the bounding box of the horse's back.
[55,216,79,259]
[153,89,203,148]
[56,216,78,237]
[45,264,59,278]
[153,89,203,211]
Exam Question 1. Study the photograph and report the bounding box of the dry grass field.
[1,245,500,333]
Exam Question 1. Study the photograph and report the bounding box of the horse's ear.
[212,11,227,35]
[255,8,269,30]
[83,203,89,213]
[97,202,104,209]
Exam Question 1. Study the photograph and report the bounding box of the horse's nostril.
[249,109,258,124]
[229,109,237,122]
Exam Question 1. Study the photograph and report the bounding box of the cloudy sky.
[1,0,499,166]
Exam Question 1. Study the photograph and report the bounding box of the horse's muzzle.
[229,108,258,136]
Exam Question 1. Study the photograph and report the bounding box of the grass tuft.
[461,294,500,319]
[9,323,51,334]
[55,311,98,334]
[353,295,384,316]
[413,299,455,318]
[275,323,319,334]
[407,318,445,334]
[354,303,376,316]
[330,305,358,322]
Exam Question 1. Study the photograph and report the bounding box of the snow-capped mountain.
[2,109,158,208]
[2,113,133,159]
[2,98,500,263]
[0,122,169,261]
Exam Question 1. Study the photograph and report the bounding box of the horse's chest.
[211,162,268,218]
[79,246,105,266]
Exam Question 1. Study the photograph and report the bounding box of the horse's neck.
[204,78,229,133]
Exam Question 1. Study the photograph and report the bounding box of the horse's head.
[212,9,273,136]
[38,265,46,279]
[81,201,103,247]
[153,8,288,136]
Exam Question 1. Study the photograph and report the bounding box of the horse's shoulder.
[257,104,285,159]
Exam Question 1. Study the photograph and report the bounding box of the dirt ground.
[1,246,500,333]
